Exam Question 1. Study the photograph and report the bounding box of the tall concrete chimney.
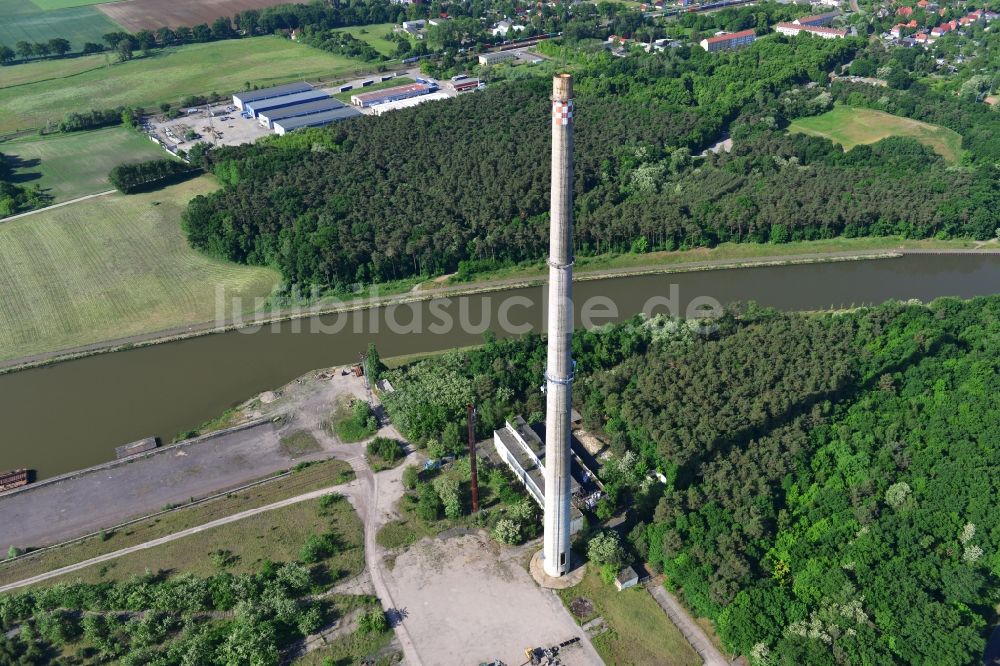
[543,73,574,578]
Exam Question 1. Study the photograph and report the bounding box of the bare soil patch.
[570,597,595,619]
[97,0,296,32]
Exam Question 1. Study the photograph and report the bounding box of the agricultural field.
[0,0,122,56]
[333,22,400,57]
[788,104,963,162]
[0,37,381,133]
[0,53,107,90]
[31,0,110,8]
[97,0,301,32]
[2,127,165,202]
[0,175,280,362]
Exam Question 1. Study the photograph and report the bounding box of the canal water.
[3,253,999,478]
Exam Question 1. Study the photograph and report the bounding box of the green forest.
[180,32,999,291]
[381,296,1000,664]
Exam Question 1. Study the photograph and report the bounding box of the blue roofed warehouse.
[231,82,313,110]
[257,98,347,129]
[273,107,362,135]
[244,89,330,118]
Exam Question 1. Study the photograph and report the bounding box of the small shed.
[614,566,639,591]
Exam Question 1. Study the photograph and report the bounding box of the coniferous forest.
[382,296,1000,665]
[180,36,1000,290]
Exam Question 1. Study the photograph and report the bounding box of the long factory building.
[232,82,313,111]
[350,82,434,108]
[258,98,350,129]
[230,82,363,135]
[370,91,451,116]
[244,89,331,118]
[274,106,362,135]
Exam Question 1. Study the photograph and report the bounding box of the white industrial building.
[370,91,450,116]
[493,417,584,535]
[479,51,517,66]
[491,20,526,37]
[774,22,847,38]
[351,82,433,107]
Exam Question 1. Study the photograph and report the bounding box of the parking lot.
[147,102,272,150]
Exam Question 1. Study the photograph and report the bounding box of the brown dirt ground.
[97,0,296,32]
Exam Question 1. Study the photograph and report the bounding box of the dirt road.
[0,479,359,594]
[0,190,115,224]
[646,581,732,666]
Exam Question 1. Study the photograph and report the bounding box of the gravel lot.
[384,533,603,666]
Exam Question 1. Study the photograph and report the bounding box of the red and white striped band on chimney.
[552,100,574,125]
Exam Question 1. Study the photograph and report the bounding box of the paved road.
[0,190,116,223]
[645,581,733,666]
[0,420,292,553]
[0,479,358,594]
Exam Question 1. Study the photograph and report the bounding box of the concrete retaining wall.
[0,417,276,501]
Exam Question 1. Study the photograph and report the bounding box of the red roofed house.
[931,19,957,36]
[897,6,913,16]
[891,20,917,36]
[699,28,756,51]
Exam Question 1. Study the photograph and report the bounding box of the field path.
[0,190,115,223]
[0,476,360,594]
[645,581,733,666]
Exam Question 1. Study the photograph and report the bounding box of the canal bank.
[0,248,905,375]
[3,252,1000,478]
[0,369,369,554]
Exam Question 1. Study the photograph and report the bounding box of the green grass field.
[0,459,354,587]
[557,569,701,666]
[0,175,280,361]
[333,22,400,56]
[0,0,121,57]
[37,490,365,586]
[788,105,963,162]
[3,127,166,202]
[0,37,380,133]
[0,54,108,90]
